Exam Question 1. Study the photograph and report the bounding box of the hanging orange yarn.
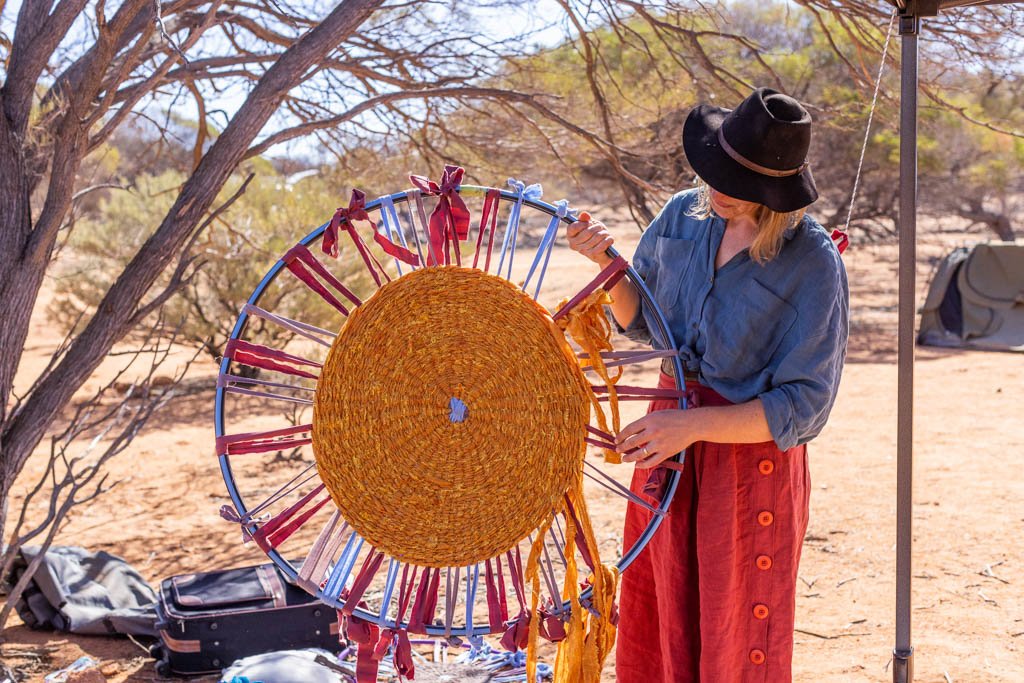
[556,287,624,464]
[313,266,622,681]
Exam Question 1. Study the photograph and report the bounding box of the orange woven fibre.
[556,288,623,463]
[312,267,591,568]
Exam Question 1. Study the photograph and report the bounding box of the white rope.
[844,9,898,233]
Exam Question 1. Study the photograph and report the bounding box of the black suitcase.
[151,561,341,677]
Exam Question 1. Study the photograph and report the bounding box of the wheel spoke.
[379,559,402,622]
[323,531,364,602]
[552,255,628,322]
[578,348,677,370]
[243,303,335,347]
[217,423,312,456]
[472,189,501,272]
[252,483,331,552]
[465,563,480,636]
[243,463,319,520]
[224,339,321,380]
[284,244,363,313]
[523,200,569,300]
[410,189,438,267]
[218,373,315,405]
[582,460,664,516]
[298,511,348,591]
[541,530,564,615]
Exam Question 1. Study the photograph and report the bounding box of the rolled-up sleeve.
[760,331,845,451]
[610,198,676,345]
[759,253,849,451]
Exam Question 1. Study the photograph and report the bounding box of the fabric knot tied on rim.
[409,164,472,265]
[507,177,543,202]
[324,188,373,259]
[322,188,420,274]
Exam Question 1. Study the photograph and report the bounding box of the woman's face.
[708,188,759,220]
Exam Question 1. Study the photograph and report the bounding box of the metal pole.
[894,11,919,683]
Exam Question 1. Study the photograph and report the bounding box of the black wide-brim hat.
[682,87,818,213]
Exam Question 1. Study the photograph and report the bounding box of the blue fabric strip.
[379,195,407,276]
[465,563,480,636]
[523,199,569,299]
[323,533,363,602]
[497,179,542,281]
[378,559,401,621]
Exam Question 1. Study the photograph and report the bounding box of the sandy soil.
[2,219,1023,683]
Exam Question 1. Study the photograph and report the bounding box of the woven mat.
[313,267,590,567]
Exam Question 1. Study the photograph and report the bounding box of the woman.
[567,87,848,682]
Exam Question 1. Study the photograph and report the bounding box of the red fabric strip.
[831,228,849,255]
[323,189,390,286]
[372,229,421,267]
[472,189,500,271]
[286,244,362,308]
[393,630,415,679]
[225,338,321,379]
[408,567,441,634]
[285,257,351,316]
[564,496,594,571]
[346,618,380,683]
[485,559,504,632]
[409,165,471,267]
[552,255,628,321]
[251,484,326,552]
[539,608,567,642]
[509,547,526,608]
[501,611,531,652]
[591,384,684,399]
[218,436,311,456]
[395,564,417,624]
[330,214,387,286]
[368,564,418,680]
[499,546,531,652]
[448,224,461,267]
[341,550,386,617]
[216,423,312,456]
[495,555,509,624]
[265,494,330,550]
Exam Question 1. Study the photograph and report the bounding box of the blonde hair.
[689,179,806,264]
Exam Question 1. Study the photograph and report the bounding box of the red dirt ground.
[3,225,1022,682]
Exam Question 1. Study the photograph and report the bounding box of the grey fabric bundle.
[11,545,158,637]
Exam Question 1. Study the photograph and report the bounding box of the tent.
[891,2,1022,682]
[918,242,1024,351]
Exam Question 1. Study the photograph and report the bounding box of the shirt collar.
[782,216,806,242]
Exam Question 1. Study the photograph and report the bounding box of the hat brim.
[682,104,818,213]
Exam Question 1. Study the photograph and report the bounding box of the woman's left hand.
[616,410,701,469]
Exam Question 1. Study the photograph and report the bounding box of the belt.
[660,356,698,383]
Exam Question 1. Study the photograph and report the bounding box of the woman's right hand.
[566,211,615,267]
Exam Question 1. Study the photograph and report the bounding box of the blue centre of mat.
[449,397,468,423]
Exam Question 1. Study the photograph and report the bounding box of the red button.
[758,459,774,475]
[753,604,769,620]
[758,511,774,527]
[756,555,773,570]
[750,649,766,665]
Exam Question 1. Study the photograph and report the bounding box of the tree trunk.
[960,199,1017,242]
[989,215,1015,242]
[0,0,385,548]
[0,112,42,430]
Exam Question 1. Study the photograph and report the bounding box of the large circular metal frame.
[215,185,685,636]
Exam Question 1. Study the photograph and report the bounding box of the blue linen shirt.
[620,188,849,451]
